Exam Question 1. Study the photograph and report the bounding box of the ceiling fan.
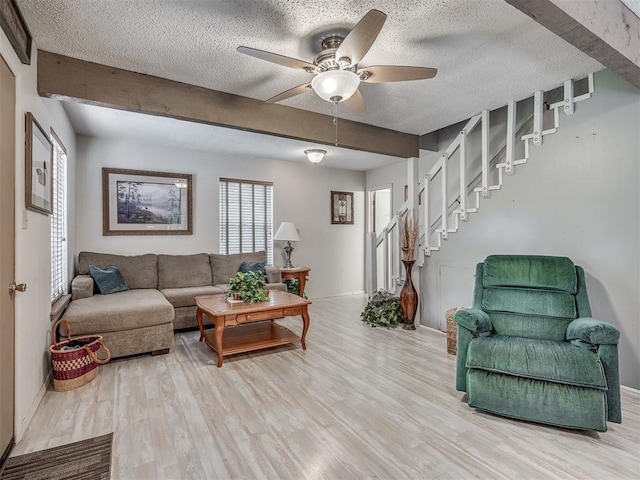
[237,9,437,113]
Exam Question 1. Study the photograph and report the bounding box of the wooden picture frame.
[25,112,53,215]
[0,0,32,64]
[331,191,354,225]
[102,168,193,235]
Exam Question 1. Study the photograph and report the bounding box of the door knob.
[8,282,27,295]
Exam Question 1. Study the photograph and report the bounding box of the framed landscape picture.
[25,112,53,215]
[102,168,193,235]
[331,191,354,225]
[0,0,32,64]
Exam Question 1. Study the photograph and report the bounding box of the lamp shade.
[311,70,360,103]
[273,222,300,242]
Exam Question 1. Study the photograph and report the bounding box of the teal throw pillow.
[89,265,129,295]
[239,261,267,282]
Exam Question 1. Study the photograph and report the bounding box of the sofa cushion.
[158,253,212,290]
[161,286,226,308]
[62,289,174,335]
[466,335,607,389]
[210,251,266,285]
[239,261,267,281]
[483,255,577,294]
[89,265,129,295]
[78,252,158,289]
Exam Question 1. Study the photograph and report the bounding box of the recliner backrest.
[480,255,579,341]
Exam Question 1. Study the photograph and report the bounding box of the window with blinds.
[219,178,273,265]
[50,130,67,304]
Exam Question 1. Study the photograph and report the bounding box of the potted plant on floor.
[228,271,269,303]
[361,290,402,329]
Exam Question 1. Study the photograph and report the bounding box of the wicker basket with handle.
[49,319,111,392]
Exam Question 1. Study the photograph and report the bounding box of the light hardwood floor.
[13,295,640,479]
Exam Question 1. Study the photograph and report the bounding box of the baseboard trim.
[310,291,367,300]
[15,369,52,442]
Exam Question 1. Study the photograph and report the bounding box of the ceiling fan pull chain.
[334,101,338,146]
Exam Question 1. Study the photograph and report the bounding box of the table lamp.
[273,222,300,268]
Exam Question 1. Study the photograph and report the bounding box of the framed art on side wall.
[331,191,354,225]
[102,168,193,235]
[25,112,53,215]
[0,0,32,64]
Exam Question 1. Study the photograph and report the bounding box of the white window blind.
[219,178,273,265]
[50,130,67,304]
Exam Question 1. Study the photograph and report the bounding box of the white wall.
[75,136,366,298]
[365,160,407,217]
[367,70,640,389]
[0,39,77,440]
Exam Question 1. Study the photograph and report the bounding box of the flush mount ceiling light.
[311,70,360,103]
[305,149,327,164]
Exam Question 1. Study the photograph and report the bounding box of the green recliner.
[454,255,621,432]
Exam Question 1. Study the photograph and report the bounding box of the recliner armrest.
[71,275,94,301]
[566,317,620,346]
[453,308,492,335]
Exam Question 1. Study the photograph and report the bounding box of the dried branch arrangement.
[401,213,418,261]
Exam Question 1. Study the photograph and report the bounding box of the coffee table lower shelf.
[202,322,301,359]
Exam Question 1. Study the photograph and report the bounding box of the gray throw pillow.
[89,265,129,295]
[239,261,266,282]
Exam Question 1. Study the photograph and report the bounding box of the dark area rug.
[0,433,112,480]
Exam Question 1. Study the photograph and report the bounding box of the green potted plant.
[360,290,401,329]
[228,271,269,303]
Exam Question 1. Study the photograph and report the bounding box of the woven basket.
[50,319,111,392]
[446,308,458,355]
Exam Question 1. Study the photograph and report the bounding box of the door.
[0,55,16,463]
[368,187,392,290]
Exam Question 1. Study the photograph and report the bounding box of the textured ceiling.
[19,0,603,169]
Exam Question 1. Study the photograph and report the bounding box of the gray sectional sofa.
[62,251,286,358]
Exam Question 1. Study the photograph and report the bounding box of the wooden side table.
[280,267,310,297]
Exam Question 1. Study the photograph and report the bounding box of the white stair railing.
[422,74,593,259]
[368,74,594,292]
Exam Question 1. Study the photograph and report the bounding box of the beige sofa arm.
[265,266,282,283]
[71,275,94,301]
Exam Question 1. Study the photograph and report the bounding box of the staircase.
[367,74,595,294]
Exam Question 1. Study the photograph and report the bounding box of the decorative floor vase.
[400,260,418,330]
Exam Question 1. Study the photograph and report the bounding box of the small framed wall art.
[102,168,193,235]
[25,112,53,215]
[331,191,354,225]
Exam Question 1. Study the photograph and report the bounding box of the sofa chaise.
[62,251,286,358]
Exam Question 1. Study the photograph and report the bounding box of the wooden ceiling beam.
[37,50,419,158]
[505,0,640,89]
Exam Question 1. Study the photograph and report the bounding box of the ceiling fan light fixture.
[311,70,360,103]
[305,149,327,164]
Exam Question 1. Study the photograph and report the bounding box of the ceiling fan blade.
[358,65,438,83]
[343,88,366,113]
[266,83,312,103]
[335,9,387,66]
[237,46,316,72]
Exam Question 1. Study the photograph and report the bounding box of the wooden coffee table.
[195,290,311,367]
